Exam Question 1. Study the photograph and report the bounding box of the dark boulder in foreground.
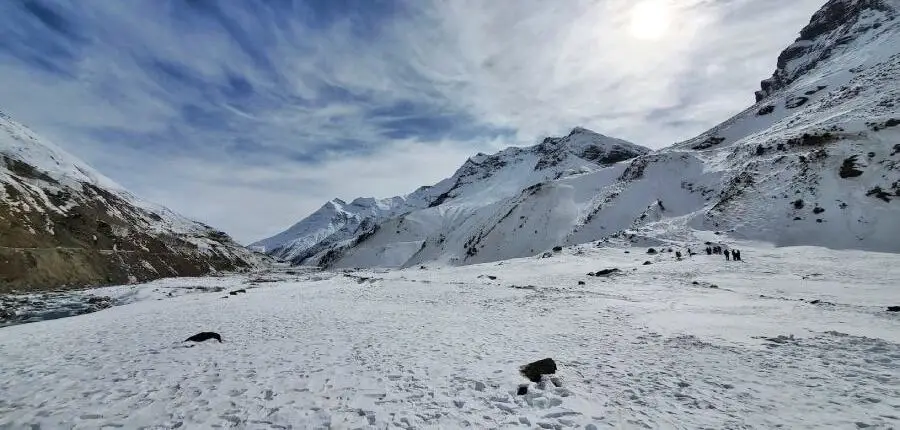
[591,268,621,277]
[888,306,900,312]
[185,332,223,343]
[520,358,557,383]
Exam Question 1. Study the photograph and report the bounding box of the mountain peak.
[567,126,596,136]
[755,0,899,101]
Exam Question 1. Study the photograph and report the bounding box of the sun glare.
[628,0,673,41]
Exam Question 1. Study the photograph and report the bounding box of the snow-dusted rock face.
[259,0,900,268]
[756,0,899,101]
[0,111,263,292]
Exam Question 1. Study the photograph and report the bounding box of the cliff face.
[756,0,899,101]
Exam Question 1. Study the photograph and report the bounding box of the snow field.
[0,243,899,429]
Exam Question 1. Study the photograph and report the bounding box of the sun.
[628,0,673,41]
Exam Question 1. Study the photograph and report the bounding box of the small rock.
[552,246,563,252]
[594,268,620,276]
[184,332,222,343]
[647,248,657,255]
[643,261,652,265]
[577,281,586,286]
[517,385,528,396]
[474,381,486,392]
[886,306,900,312]
[520,358,557,383]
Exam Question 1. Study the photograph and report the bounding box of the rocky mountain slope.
[0,111,263,292]
[251,128,650,265]
[258,0,900,268]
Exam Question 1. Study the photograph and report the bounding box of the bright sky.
[0,0,825,243]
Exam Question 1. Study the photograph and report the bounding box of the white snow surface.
[2,243,899,429]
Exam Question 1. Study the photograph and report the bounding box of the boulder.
[520,358,557,383]
[593,268,621,277]
[887,306,900,312]
[184,332,223,343]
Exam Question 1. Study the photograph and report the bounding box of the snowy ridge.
[0,110,124,192]
[252,127,650,264]
[0,111,264,291]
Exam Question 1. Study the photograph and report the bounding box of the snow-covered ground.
[1,243,899,429]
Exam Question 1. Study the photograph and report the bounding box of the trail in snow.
[0,244,898,429]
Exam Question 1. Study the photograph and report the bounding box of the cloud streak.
[0,0,825,242]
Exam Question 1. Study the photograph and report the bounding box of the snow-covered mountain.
[257,0,900,268]
[250,128,649,265]
[0,111,263,292]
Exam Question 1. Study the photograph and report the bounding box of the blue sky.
[0,0,824,243]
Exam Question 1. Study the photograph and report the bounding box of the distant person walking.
[724,249,730,261]
[706,246,712,255]
[735,249,742,261]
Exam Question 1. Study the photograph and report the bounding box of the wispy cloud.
[0,0,824,242]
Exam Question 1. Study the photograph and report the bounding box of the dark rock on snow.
[185,332,223,343]
[593,268,621,277]
[887,306,900,312]
[520,358,557,383]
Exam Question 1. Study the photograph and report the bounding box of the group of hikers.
[670,245,743,262]
[705,245,742,261]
